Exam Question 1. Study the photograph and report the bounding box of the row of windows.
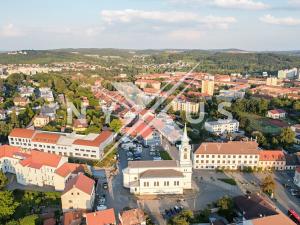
[195,160,257,165]
[195,154,258,159]
[143,180,180,187]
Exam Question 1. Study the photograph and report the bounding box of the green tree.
[19,215,39,225]
[293,101,300,111]
[0,191,19,221]
[261,175,276,195]
[278,127,295,147]
[109,119,122,133]
[216,196,234,221]
[251,131,267,146]
[0,171,8,190]
[169,210,193,225]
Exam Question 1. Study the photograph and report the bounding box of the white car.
[97,205,107,211]
[153,156,162,161]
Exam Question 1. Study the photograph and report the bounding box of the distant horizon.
[1,1,300,51]
[1,47,300,53]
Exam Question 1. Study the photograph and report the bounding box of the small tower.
[179,124,192,166]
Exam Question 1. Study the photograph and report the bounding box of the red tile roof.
[86,209,116,225]
[9,128,35,139]
[72,131,113,147]
[32,133,61,144]
[19,150,62,169]
[259,150,285,161]
[268,109,286,114]
[120,208,146,225]
[0,145,24,158]
[124,121,153,139]
[56,163,86,177]
[63,211,83,225]
[62,173,95,196]
[194,141,259,155]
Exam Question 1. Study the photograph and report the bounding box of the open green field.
[240,113,283,135]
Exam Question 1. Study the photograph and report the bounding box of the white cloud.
[100,9,236,29]
[260,14,300,26]
[167,0,269,10]
[0,24,24,37]
[212,0,269,10]
[288,0,300,6]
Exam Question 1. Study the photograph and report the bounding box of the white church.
[123,125,193,195]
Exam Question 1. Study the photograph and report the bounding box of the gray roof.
[128,160,178,168]
[140,169,184,178]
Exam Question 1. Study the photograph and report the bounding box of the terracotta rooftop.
[43,218,56,225]
[32,133,61,144]
[62,173,95,196]
[55,163,86,177]
[194,141,259,155]
[120,208,146,225]
[9,128,35,139]
[140,169,184,178]
[259,150,285,161]
[250,213,296,225]
[63,211,83,225]
[86,208,116,225]
[19,150,62,169]
[0,145,27,159]
[72,131,113,147]
[268,109,286,114]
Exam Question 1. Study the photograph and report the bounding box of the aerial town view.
[0,1,300,225]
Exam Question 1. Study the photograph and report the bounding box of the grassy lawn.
[159,150,172,160]
[218,178,237,186]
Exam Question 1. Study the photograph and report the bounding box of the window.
[164,181,169,186]
[154,181,159,187]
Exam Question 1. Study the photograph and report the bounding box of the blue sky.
[0,0,300,51]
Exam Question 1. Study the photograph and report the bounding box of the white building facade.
[123,125,192,195]
[8,128,114,160]
[204,119,239,135]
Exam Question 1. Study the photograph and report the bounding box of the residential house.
[73,119,88,132]
[13,97,30,107]
[61,173,95,212]
[63,211,83,225]
[39,87,54,102]
[119,208,146,225]
[267,109,286,119]
[40,103,59,120]
[233,193,295,225]
[33,115,50,128]
[19,86,35,97]
[86,208,116,225]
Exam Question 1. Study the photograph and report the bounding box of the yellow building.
[201,79,215,96]
[33,115,50,128]
[172,99,200,114]
[266,77,278,86]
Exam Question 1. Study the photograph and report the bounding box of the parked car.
[97,204,107,211]
[103,182,108,190]
[153,156,162,161]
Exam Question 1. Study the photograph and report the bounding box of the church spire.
[182,123,189,143]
